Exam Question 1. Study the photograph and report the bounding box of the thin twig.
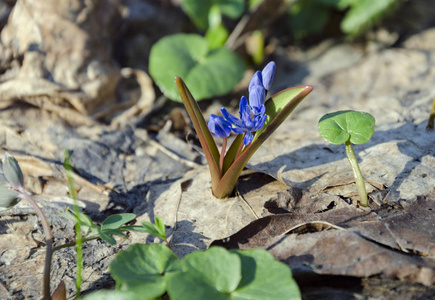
[426,97,435,130]
[236,188,259,219]
[53,236,99,252]
[148,139,200,168]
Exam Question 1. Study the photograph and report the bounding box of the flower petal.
[232,127,247,134]
[262,61,276,90]
[221,108,243,128]
[243,131,254,145]
[208,114,231,138]
[254,113,267,131]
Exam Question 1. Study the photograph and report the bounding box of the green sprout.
[318,110,375,207]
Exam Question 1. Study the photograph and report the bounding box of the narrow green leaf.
[154,216,166,239]
[214,86,313,198]
[141,221,163,238]
[99,231,117,245]
[175,77,221,188]
[101,213,136,231]
[223,134,243,173]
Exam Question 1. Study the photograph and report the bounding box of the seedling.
[318,110,375,207]
[83,220,301,300]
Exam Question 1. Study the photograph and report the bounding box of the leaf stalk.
[345,141,368,207]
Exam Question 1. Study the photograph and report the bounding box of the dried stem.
[426,97,435,130]
[19,190,53,300]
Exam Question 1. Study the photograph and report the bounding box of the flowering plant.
[175,62,312,198]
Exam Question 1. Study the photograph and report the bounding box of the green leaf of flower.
[175,76,221,189]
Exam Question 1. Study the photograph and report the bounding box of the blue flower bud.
[261,61,276,90]
[248,71,263,93]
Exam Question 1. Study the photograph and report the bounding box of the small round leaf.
[110,243,180,299]
[149,34,245,102]
[167,247,241,299]
[318,110,375,145]
[167,247,301,300]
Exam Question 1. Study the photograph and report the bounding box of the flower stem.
[19,190,52,300]
[345,141,368,207]
[220,138,227,176]
[234,137,244,162]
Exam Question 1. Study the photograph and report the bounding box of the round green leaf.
[110,243,180,298]
[167,247,300,300]
[167,247,242,299]
[231,249,301,300]
[149,34,245,102]
[318,110,375,145]
[205,23,229,49]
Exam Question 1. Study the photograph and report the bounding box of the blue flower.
[208,114,232,138]
[210,61,275,146]
[221,96,267,145]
